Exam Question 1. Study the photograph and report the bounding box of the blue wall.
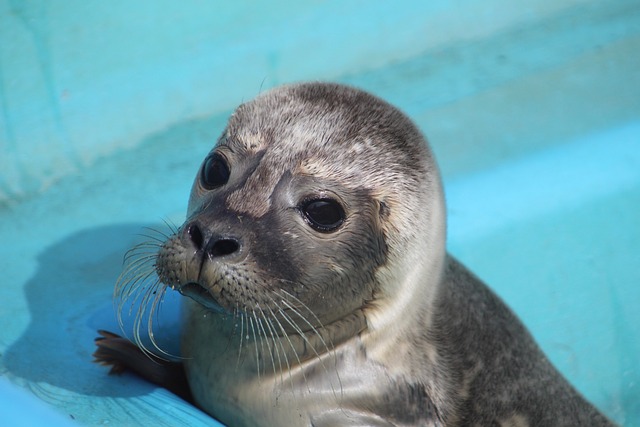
[1,0,623,203]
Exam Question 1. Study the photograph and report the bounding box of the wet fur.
[95,83,614,426]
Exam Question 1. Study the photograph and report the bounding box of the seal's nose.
[205,237,240,258]
[187,222,205,249]
[186,222,241,258]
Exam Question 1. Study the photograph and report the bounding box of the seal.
[94,82,615,426]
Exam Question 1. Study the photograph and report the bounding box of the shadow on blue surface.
[2,225,214,424]
[5,224,152,396]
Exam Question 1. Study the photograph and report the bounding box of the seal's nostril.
[187,223,204,250]
[207,238,240,258]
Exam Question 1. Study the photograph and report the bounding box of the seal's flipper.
[93,330,193,403]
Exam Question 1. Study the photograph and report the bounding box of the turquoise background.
[1,1,638,425]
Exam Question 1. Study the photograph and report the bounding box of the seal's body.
[181,258,611,427]
[96,83,613,426]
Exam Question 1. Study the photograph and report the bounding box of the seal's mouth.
[176,282,226,314]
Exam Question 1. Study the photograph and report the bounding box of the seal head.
[158,82,445,343]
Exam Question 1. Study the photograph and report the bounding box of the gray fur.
[149,83,614,426]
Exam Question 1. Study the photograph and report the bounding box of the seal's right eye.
[301,198,345,233]
[201,153,230,189]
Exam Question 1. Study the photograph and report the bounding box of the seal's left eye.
[201,153,230,189]
[301,198,345,233]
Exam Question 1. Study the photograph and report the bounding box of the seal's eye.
[301,198,345,233]
[201,153,230,189]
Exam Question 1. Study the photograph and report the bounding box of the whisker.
[160,217,180,234]
[248,315,261,379]
[118,270,157,321]
[112,229,181,362]
[273,306,314,392]
[275,291,343,400]
[137,232,170,245]
[264,299,298,396]
[254,306,278,379]
[118,254,156,280]
[277,296,333,359]
[122,243,162,263]
[236,307,245,369]
[143,224,176,241]
[146,283,176,359]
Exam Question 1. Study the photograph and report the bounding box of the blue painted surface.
[1,1,639,425]
[0,377,75,427]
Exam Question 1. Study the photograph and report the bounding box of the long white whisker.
[248,315,261,379]
[277,297,332,358]
[276,291,344,400]
[276,307,313,392]
[264,299,297,395]
[256,304,282,376]
[113,224,180,362]
[237,308,245,368]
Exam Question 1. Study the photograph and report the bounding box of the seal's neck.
[365,182,447,341]
[182,299,367,376]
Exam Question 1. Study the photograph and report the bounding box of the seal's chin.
[177,282,226,314]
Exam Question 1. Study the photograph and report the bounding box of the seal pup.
[95,82,614,426]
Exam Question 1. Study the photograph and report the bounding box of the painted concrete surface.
[0,0,616,204]
[1,1,639,425]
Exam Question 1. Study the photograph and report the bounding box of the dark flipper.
[93,330,193,404]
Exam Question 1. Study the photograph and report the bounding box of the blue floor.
[1,1,639,426]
